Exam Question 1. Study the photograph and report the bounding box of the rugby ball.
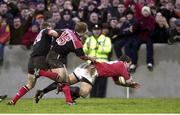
[118,76,126,85]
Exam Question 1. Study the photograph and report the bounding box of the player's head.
[75,22,88,37]
[41,21,55,30]
[119,55,132,68]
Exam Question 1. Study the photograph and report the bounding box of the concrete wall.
[0,44,180,98]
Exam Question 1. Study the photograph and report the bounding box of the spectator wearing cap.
[83,23,112,98]
[55,9,75,30]
[130,6,155,72]
[168,19,180,44]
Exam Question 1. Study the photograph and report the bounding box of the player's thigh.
[79,82,92,97]
[68,73,79,85]
[51,68,66,82]
[28,56,49,74]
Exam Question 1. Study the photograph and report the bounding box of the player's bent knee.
[79,89,89,98]
[79,85,92,98]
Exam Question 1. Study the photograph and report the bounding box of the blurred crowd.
[0,0,180,96]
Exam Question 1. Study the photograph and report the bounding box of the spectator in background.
[56,9,75,30]
[114,9,136,59]
[0,2,13,24]
[75,8,86,22]
[174,0,180,18]
[87,12,99,32]
[108,17,119,43]
[20,7,34,23]
[168,19,180,44]
[97,0,109,23]
[108,0,120,18]
[159,1,176,23]
[83,23,112,98]
[101,23,110,37]
[51,11,61,29]
[34,0,50,20]
[49,3,60,14]
[21,21,39,49]
[63,0,73,11]
[130,6,155,72]
[55,0,65,12]
[117,3,126,19]
[169,17,177,30]
[0,16,10,65]
[152,13,169,43]
[9,15,32,45]
[124,0,142,20]
[34,14,45,30]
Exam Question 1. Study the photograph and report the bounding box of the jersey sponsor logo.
[56,30,72,46]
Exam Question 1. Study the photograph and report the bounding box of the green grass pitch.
[0,98,180,113]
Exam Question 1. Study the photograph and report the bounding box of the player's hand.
[127,82,140,89]
[89,56,96,63]
[129,82,140,89]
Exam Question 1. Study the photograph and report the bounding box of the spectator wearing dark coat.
[113,10,136,58]
[55,9,75,30]
[152,14,170,43]
[9,16,32,45]
[168,19,180,44]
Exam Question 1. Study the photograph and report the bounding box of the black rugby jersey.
[31,29,52,57]
[52,29,85,58]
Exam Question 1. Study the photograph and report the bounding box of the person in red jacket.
[0,17,10,65]
[21,21,39,49]
[130,6,155,73]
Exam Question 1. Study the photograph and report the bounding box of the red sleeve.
[119,62,130,80]
[69,30,83,49]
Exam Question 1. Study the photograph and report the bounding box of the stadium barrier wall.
[0,44,180,98]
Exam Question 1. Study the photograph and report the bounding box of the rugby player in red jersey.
[35,55,140,104]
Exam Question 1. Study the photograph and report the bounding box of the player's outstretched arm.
[117,76,140,89]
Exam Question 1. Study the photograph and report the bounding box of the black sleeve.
[75,48,85,57]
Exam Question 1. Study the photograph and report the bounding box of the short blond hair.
[75,22,87,33]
